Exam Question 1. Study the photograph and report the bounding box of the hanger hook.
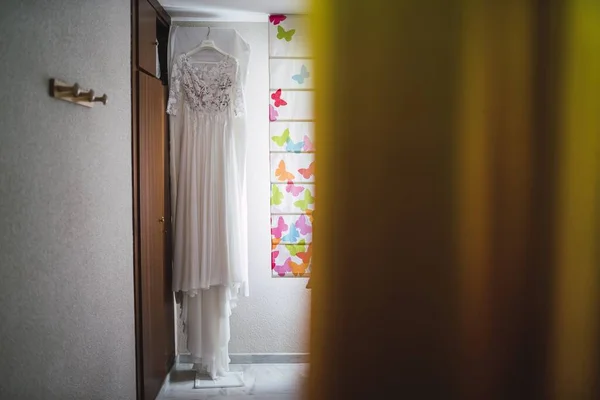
[207,26,211,39]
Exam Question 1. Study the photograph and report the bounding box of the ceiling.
[159,0,308,21]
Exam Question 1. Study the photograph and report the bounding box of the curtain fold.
[309,1,600,399]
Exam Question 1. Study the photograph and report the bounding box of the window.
[269,15,315,278]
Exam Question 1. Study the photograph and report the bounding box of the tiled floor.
[157,362,309,400]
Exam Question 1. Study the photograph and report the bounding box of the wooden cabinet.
[138,0,157,76]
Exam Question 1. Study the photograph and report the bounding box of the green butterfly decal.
[277,25,296,42]
[271,128,290,147]
[293,189,315,211]
[271,184,284,206]
[286,240,306,256]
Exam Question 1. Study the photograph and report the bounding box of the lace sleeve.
[233,61,246,118]
[166,58,181,115]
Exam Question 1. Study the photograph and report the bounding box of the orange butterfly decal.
[305,209,314,224]
[275,160,295,181]
[272,238,281,250]
[298,162,315,180]
[290,259,309,277]
[297,243,313,264]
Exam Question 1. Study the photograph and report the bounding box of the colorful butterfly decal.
[271,250,280,270]
[306,209,314,224]
[297,243,313,265]
[298,161,315,180]
[286,181,304,196]
[286,240,306,256]
[295,215,312,235]
[292,65,310,84]
[272,128,290,147]
[274,257,292,277]
[269,14,287,25]
[277,25,296,42]
[271,89,287,108]
[271,216,288,239]
[290,260,309,277]
[269,104,279,121]
[270,184,284,205]
[282,223,300,243]
[303,135,315,152]
[272,238,281,251]
[294,189,315,211]
[285,138,304,153]
[275,160,295,181]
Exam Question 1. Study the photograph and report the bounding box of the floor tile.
[157,363,308,400]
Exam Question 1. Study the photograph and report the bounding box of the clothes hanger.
[185,27,228,57]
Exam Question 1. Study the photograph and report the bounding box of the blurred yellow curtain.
[309,1,600,399]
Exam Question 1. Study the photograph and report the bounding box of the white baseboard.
[157,360,176,397]
[177,353,309,364]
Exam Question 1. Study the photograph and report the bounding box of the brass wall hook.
[93,93,108,105]
[54,82,82,97]
[85,89,108,105]
[49,78,108,108]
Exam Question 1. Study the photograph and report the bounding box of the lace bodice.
[167,53,245,117]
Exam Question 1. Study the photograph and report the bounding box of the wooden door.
[138,71,171,400]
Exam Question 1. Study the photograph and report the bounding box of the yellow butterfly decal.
[277,25,296,42]
[271,184,284,205]
[286,240,306,256]
[293,189,315,211]
[271,128,290,147]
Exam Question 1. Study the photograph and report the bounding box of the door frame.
[130,1,172,399]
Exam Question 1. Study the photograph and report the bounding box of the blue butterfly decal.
[292,65,310,85]
[281,223,300,243]
[285,138,304,153]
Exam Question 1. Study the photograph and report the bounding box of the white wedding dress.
[167,50,249,378]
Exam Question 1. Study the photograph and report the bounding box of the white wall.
[0,1,135,398]
[174,21,311,354]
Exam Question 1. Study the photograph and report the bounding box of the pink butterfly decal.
[271,89,288,107]
[269,14,287,25]
[271,250,280,270]
[303,135,315,151]
[271,216,289,239]
[269,104,279,121]
[295,215,312,235]
[274,257,292,277]
[298,161,315,180]
[286,181,304,196]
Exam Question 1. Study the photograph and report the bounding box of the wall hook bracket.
[49,78,108,108]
